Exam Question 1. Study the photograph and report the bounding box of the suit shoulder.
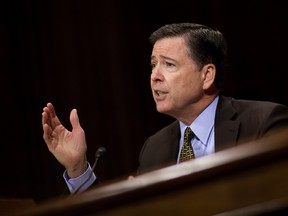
[138,120,180,173]
[222,96,288,112]
[220,96,288,131]
[149,120,179,138]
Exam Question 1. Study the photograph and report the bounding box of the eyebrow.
[150,55,177,63]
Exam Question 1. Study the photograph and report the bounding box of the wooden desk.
[9,129,288,216]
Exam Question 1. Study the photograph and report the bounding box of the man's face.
[150,36,207,119]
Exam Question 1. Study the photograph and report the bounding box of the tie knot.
[184,127,193,142]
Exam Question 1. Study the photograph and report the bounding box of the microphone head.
[95,147,107,159]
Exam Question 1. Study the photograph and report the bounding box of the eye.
[150,62,156,70]
[165,62,177,72]
[166,62,175,67]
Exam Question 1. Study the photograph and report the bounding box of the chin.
[156,105,171,115]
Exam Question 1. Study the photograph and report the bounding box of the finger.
[42,110,48,127]
[70,109,81,131]
[42,103,54,127]
[46,103,61,129]
[43,123,52,144]
[47,103,56,118]
[42,106,52,144]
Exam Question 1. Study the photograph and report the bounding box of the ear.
[202,64,216,90]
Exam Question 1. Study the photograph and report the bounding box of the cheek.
[170,82,189,101]
[174,78,202,99]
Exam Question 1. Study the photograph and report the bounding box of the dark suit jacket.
[138,95,288,173]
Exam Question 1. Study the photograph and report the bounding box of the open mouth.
[155,90,167,97]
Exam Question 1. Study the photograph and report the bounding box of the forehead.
[151,37,189,59]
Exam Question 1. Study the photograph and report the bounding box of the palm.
[48,123,86,169]
[42,103,87,173]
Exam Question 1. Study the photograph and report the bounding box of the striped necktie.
[180,127,195,162]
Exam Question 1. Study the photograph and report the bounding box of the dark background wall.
[1,0,287,201]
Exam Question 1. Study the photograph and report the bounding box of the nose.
[151,66,164,82]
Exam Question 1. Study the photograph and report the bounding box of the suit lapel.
[166,121,181,162]
[215,96,240,151]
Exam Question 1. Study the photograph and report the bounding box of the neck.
[175,94,218,125]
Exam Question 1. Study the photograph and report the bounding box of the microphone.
[68,146,107,197]
[92,147,107,170]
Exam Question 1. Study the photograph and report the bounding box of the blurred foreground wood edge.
[5,128,288,216]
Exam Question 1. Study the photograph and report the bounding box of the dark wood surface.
[8,128,288,216]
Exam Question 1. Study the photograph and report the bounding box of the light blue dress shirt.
[177,96,219,162]
[63,162,96,194]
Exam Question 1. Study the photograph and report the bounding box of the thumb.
[70,109,81,130]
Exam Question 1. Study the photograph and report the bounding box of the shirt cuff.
[63,162,96,194]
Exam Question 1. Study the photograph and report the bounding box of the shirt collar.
[179,96,219,145]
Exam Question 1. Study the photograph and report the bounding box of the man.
[42,23,288,194]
